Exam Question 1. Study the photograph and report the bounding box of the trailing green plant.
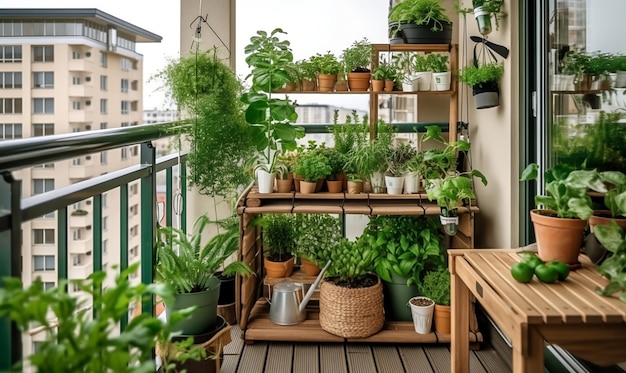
[457,62,504,87]
[364,215,444,287]
[341,38,372,73]
[0,263,204,372]
[389,0,452,31]
[426,171,488,217]
[256,213,296,262]
[242,28,305,173]
[427,53,449,73]
[311,51,343,74]
[321,237,378,286]
[593,221,626,303]
[420,267,451,305]
[293,150,332,182]
[294,214,343,265]
[387,142,417,177]
[157,47,254,197]
[156,214,253,294]
[520,163,608,219]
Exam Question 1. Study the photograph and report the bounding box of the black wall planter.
[389,21,453,44]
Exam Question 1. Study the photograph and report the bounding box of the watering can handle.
[264,283,272,305]
[299,260,332,313]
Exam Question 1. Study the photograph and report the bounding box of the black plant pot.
[472,81,500,109]
[582,93,601,109]
[216,271,236,305]
[389,21,453,44]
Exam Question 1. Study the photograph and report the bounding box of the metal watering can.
[268,260,331,325]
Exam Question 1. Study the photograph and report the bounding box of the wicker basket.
[319,276,385,338]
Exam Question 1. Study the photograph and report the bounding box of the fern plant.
[156,215,252,294]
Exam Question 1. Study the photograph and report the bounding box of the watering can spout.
[299,260,331,313]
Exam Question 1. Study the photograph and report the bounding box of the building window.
[120,57,132,71]
[100,122,107,130]
[100,75,107,91]
[0,45,22,63]
[100,99,107,114]
[100,52,107,67]
[121,101,130,114]
[121,79,129,93]
[72,101,81,110]
[129,204,138,216]
[32,45,54,62]
[0,123,22,139]
[34,255,55,271]
[32,72,54,88]
[33,123,54,137]
[130,225,138,237]
[131,80,138,91]
[33,229,55,245]
[72,229,83,241]
[121,147,129,160]
[0,98,23,114]
[103,239,108,255]
[33,98,54,114]
[43,282,55,290]
[130,245,138,258]
[33,179,54,194]
[73,255,82,266]
[72,76,80,85]
[71,283,81,292]
[102,193,108,208]
[0,72,22,89]
[100,151,107,165]
[72,50,81,59]
[102,216,108,231]
[130,184,138,195]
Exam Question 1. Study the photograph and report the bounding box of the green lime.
[548,261,570,281]
[520,253,544,269]
[535,264,559,283]
[511,262,534,283]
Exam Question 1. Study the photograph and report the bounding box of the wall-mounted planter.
[474,7,493,36]
[472,81,500,109]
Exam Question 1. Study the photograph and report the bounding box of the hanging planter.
[458,62,505,110]
[473,6,493,35]
[472,81,500,109]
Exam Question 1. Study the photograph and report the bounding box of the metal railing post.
[140,142,156,315]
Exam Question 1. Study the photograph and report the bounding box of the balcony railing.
[0,121,190,370]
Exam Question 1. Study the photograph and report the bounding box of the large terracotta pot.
[347,72,371,92]
[530,209,588,268]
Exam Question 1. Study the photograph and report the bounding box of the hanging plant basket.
[472,81,500,109]
[389,21,453,45]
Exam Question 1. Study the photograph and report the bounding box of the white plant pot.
[256,169,276,193]
[615,71,626,88]
[409,296,434,334]
[414,71,432,91]
[403,172,421,194]
[370,172,385,194]
[552,74,575,91]
[385,175,404,195]
[402,75,419,91]
[432,71,451,91]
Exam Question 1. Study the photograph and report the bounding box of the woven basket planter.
[319,275,384,338]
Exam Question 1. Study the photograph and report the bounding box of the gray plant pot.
[382,273,421,321]
[168,276,221,335]
[473,91,499,109]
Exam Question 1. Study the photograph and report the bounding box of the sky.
[0,0,389,111]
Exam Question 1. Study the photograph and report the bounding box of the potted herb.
[256,213,297,278]
[0,263,205,372]
[296,58,318,91]
[428,53,451,90]
[412,53,433,91]
[341,38,372,91]
[293,150,332,193]
[419,124,468,182]
[364,215,444,321]
[274,152,296,193]
[318,237,384,338]
[371,60,398,92]
[294,213,342,276]
[388,0,453,45]
[242,28,305,192]
[156,214,253,335]
[385,142,417,194]
[316,146,348,192]
[310,51,342,91]
[419,267,451,334]
[521,163,608,267]
[393,52,418,91]
[457,61,505,109]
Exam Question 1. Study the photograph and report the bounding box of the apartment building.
[0,8,161,357]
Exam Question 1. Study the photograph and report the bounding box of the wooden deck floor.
[220,325,511,373]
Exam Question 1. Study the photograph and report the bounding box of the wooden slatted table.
[449,249,626,373]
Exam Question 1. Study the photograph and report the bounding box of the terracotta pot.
[347,72,371,92]
[300,180,317,194]
[315,178,324,192]
[588,210,626,233]
[301,79,316,92]
[433,304,451,334]
[530,209,588,268]
[326,180,343,193]
[264,256,294,278]
[284,81,297,92]
[347,180,363,194]
[300,257,321,276]
[293,173,304,192]
[335,79,349,91]
[276,178,293,193]
[317,73,337,92]
[334,172,347,191]
[384,80,395,92]
[371,79,384,92]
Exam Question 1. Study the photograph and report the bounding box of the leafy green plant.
[389,0,452,31]
[316,146,348,177]
[294,214,343,264]
[457,62,504,87]
[365,215,444,287]
[392,52,415,78]
[311,51,343,74]
[455,0,506,31]
[593,221,626,303]
[427,53,449,72]
[293,151,332,182]
[0,263,203,372]
[600,171,626,218]
[426,171,487,217]
[256,214,296,262]
[321,237,378,286]
[156,214,252,294]
[520,163,608,219]
[372,60,397,81]
[341,38,372,73]
[413,54,430,72]
[329,110,369,156]
[296,58,317,81]
[387,142,417,177]
[345,120,394,179]
[420,268,451,305]
[242,28,305,173]
[419,125,469,180]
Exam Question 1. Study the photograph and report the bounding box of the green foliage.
[520,163,608,219]
[310,51,343,74]
[296,58,318,80]
[256,214,296,261]
[156,215,252,294]
[457,62,504,87]
[594,222,626,303]
[389,0,452,31]
[455,0,506,31]
[242,28,305,172]
[293,151,333,182]
[372,60,398,81]
[413,54,430,72]
[420,268,451,305]
[345,120,395,178]
[157,48,254,197]
[294,214,343,264]
[316,146,348,176]
[427,53,449,73]
[329,110,369,156]
[341,38,372,73]
[0,263,203,372]
[418,125,469,180]
[600,171,626,218]
[321,238,377,284]
[426,171,487,216]
[365,215,444,287]
[387,142,417,176]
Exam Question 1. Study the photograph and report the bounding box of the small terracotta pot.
[327,180,343,193]
[293,173,304,192]
[264,256,294,278]
[300,180,317,194]
[433,304,451,334]
[347,180,363,194]
[276,178,293,193]
[530,209,587,268]
[301,79,316,92]
[300,258,321,276]
[588,210,626,233]
[371,79,384,92]
[384,80,394,92]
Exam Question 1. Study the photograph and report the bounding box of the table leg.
[512,325,544,373]
[451,263,470,373]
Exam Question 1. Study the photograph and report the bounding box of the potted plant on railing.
[255,213,297,278]
[242,28,305,193]
[428,53,451,90]
[385,142,417,194]
[310,51,343,92]
[341,37,372,91]
[364,214,444,321]
[521,163,608,267]
[294,213,343,276]
[156,214,253,336]
[457,61,505,109]
[419,267,451,334]
[318,237,384,338]
[388,0,453,45]
[293,150,332,194]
